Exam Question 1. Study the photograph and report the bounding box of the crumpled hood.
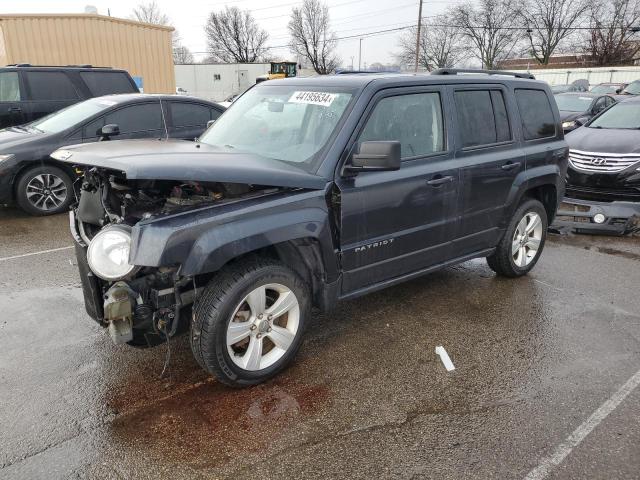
[566,126,640,154]
[55,139,328,190]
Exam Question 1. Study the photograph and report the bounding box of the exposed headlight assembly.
[562,121,577,129]
[87,225,138,281]
[0,154,14,162]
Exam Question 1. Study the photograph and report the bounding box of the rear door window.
[454,89,512,148]
[358,92,445,159]
[25,71,79,100]
[80,71,137,96]
[170,102,212,127]
[0,72,21,101]
[104,102,163,134]
[515,89,556,140]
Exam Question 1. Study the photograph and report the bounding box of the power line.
[186,17,640,55]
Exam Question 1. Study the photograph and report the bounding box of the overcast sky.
[1,0,475,67]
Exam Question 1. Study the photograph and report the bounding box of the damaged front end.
[70,166,276,347]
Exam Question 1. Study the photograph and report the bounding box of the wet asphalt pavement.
[0,207,638,480]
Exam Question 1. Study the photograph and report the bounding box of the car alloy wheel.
[512,211,542,268]
[226,283,300,371]
[25,173,68,211]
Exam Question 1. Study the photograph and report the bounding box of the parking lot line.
[524,368,640,480]
[0,245,74,262]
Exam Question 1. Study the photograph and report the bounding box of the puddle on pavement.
[107,377,329,468]
[548,233,640,261]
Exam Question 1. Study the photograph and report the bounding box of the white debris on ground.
[435,346,455,371]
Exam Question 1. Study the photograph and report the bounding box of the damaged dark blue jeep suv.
[57,69,567,387]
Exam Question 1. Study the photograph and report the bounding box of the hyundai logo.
[591,157,607,165]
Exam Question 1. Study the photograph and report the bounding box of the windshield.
[589,102,640,129]
[199,85,355,172]
[622,82,640,95]
[554,95,593,112]
[591,84,619,94]
[29,97,117,133]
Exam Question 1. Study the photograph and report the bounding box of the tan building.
[0,13,175,93]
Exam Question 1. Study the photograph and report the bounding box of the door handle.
[8,107,21,113]
[500,162,521,171]
[426,175,454,186]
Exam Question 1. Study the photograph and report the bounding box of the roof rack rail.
[5,64,111,69]
[335,70,401,75]
[430,68,535,80]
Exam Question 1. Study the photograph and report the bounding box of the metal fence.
[511,66,640,86]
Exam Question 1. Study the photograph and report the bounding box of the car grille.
[566,184,640,202]
[568,150,640,173]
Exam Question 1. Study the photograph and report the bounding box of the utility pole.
[359,38,363,70]
[414,0,423,72]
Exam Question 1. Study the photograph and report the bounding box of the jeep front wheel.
[191,258,310,387]
[487,198,548,277]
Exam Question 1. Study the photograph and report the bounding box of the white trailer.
[174,63,271,102]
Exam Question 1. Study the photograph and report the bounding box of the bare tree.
[131,1,182,57]
[288,0,339,74]
[131,0,169,25]
[204,7,269,63]
[173,46,194,64]
[585,0,640,66]
[396,15,468,70]
[520,0,590,64]
[453,0,521,69]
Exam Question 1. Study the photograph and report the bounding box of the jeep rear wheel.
[191,258,310,387]
[487,198,548,277]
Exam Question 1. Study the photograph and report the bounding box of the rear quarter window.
[80,71,137,96]
[515,89,556,140]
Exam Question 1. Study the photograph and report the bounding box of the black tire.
[15,165,73,216]
[190,257,310,388]
[487,198,548,277]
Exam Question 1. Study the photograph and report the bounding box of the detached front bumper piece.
[552,197,640,235]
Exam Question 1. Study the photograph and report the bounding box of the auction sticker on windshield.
[289,91,336,107]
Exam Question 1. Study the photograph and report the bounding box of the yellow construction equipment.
[256,61,297,83]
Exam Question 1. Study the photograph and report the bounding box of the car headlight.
[0,154,14,162]
[87,225,138,281]
[562,121,577,129]
[51,149,73,161]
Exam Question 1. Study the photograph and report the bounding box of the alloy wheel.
[25,174,68,211]
[226,283,300,371]
[512,211,543,268]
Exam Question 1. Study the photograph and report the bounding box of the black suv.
[0,65,138,129]
[59,70,568,387]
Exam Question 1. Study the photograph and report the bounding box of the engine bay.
[75,167,281,229]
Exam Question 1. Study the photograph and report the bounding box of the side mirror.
[345,141,401,173]
[206,119,216,129]
[99,124,120,141]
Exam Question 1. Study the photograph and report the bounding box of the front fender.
[129,189,338,278]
